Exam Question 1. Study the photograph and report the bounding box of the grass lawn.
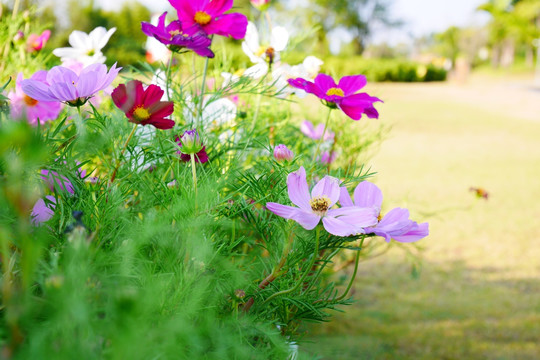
[303,74,540,359]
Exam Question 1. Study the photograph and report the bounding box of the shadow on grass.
[301,258,540,360]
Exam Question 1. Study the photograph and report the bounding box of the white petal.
[68,30,90,50]
[244,22,260,53]
[271,26,289,52]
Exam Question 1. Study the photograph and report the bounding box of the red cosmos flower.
[111,80,175,130]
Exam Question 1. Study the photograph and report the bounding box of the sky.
[90,0,490,46]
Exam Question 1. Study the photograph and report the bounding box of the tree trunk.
[525,46,534,67]
[500,39,515,68]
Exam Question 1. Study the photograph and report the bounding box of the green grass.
[303,75,540,359]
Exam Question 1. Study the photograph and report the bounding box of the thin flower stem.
[198,56,210,128]
[165,56,173,102]
[109,124,138,185]
[335,239,363,301]
[251,92,263,131]
[242,231,295,313]
[313,107,333,162]
[262,227,320,304]
[190,154,198,202]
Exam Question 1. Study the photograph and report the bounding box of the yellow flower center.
[23,94,38,106]
[194,11,212,25]
[169,30,181,37]
[310,196,331,216]
[326,87,344,97]
[377,212,382,222]
[133,106,150,122]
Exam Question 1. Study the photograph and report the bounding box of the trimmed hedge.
[323,56,447,82]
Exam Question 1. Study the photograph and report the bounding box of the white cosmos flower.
[53,27,116,66]
[183,95,237,130]
[272,56,323,98]
[242,21,289,65]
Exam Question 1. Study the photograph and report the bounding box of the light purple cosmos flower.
[300,120,334,141]
[288,73,382,120]
[266,166,377,237]
[31,195,56,225]
[32,165,86,225]
[141,12,214,58]
[21,63,121,107]
[319,151,337,165]
[170,0,248,40]
[273,144,293,162]
[8,72,62,125]
[339,181,429,243]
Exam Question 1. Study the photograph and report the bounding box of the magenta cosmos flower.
[21,63,120,107]
[266,167,377,237]
[340,181,429,243]
[26,30,50,52]
[8,72,62,125]
[112,80,175,130]
[288,74,382,120]
[141,12,214,58]
[170,0,248,40]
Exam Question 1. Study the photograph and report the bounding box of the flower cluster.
[142,0,248,58]
[267,167,428,242]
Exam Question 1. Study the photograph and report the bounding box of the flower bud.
[178,129,203,155]
[273,144,293,162]
[13,31,25,44]
[250,0,271,9]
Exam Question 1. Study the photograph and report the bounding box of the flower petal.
[322,216,358,237]
[311,175,340,206]
[270,26,289,52]
[313,73,336,93]
[338,75,367,96]
[353,181,383,210]
[392,222,429,243]
[287,166,311,211]
[339,187,354,207]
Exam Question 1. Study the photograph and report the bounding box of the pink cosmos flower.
[250,0,271,9]
[339,181,429,243]
[26,30,50,52]
[8,72,62,125]
[319,151,337,165]
[21,63,121,107]
[170,0,248,40]
[112,80,175,130]
[31,195,56,225]
[141,12,214,58]
[273,144,293,162]
[266,167,377,236]
[32,164,86,225]
[288,73,382,120]
[300,120,334,141]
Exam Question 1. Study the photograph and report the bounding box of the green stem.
[198,56,210,128]
[313,107,333,162]
[165,56,173,102]
[109,124,138,185]
[335,236,365,301]
[190,154,198,202]
[263,227,320,304]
